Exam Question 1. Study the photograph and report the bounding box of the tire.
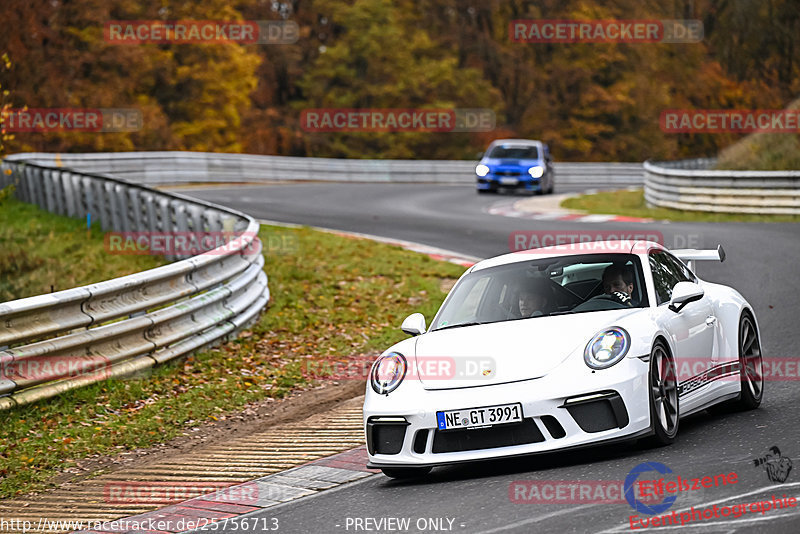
[734,312,764,410]
[380,466,432,479]
[644,341,679,446]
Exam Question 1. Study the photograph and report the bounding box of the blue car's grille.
[495,170,521,176]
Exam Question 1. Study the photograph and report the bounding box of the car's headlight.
[528,165,544,178]
[475,164,490,177]
[584,328,630,369]
[370,352,407,394]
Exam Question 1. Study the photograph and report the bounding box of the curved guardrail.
[7,152,644,187]
[0,158,269,410]
[644,158,800,215]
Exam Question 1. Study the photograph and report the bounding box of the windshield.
[488,145,539,160]
[430,254,648,331]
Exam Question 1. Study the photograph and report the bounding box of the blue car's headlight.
[584,328,630,369]
[370,352,407,394]
[476,164,490,177]
[528,165,544,178]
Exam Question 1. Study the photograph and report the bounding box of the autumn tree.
[294,0,503,159]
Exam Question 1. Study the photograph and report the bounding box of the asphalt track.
[180,182,800,533]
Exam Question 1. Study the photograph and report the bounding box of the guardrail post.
[43,168,57,213]
[53,170,67,216]
[63,172,79,218]
[127,187,146,231]
[111,184,129,233]
[80,176,93,225]
[27,166,42,208]
[97,180,113,231]
[141,191,158,233]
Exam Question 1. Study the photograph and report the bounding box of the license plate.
[436,403,523,430]
[500,177,519,185]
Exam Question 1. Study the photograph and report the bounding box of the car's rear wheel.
[735,312,763,410]
[381,466,432,479]
[645,341,679,446]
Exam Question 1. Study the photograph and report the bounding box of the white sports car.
[363,240,763,478]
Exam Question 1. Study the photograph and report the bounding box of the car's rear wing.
[672,245,726,271]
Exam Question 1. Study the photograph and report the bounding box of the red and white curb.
[77,447,378,534]
[259,219,479,267]
[486,202,654,223]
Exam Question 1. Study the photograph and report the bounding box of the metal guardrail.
[6,152,644,187]
[644,159,800,215]
[0,158,270,410]
[0,150,646,410]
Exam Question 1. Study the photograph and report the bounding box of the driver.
[601,264,634,306]
[517,280,550,317]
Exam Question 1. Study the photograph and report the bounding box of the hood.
[485,157,542,167]
[414,309,640,390]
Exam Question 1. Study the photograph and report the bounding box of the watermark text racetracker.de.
[1,108,141,132]
[510,19,703,43]
[104,20,298,44]
[300,108,495,132]
[661,109,800,133]
[0,355,111,386]
[104,231,297,256]
[510,480,660,504]
[303,355,495,382]
[508,230,706,253]
[509,231,668,253]
[103,480,265,505]
[674,358,800,391]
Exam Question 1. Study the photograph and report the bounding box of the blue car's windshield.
[488,145,539,159]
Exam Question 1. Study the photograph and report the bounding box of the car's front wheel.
[735,312,763,410]
[380,466,432,479]
[646,341,679,445]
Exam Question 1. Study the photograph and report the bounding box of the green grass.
[715,97,800,171]
[0,196,168,301]
[715,131,800,171]
[561,189,800,223]
[0,214,465,498]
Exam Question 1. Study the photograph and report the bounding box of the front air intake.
[367,417,409,455]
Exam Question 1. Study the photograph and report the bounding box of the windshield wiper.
[432,321,485,331]
[549,310,580,316]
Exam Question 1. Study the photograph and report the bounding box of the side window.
[663,252,696,283]
[649,251,681,305]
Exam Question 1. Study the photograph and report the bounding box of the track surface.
[181,182,800,533]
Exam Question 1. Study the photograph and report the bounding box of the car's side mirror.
[476,151,484,159]
[401,313,427,336]
[669,281,704,313]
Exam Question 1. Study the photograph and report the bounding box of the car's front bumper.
[477,175,542,191]
[363,355,651,468]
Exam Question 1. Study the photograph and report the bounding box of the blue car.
[475,139,554,194]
